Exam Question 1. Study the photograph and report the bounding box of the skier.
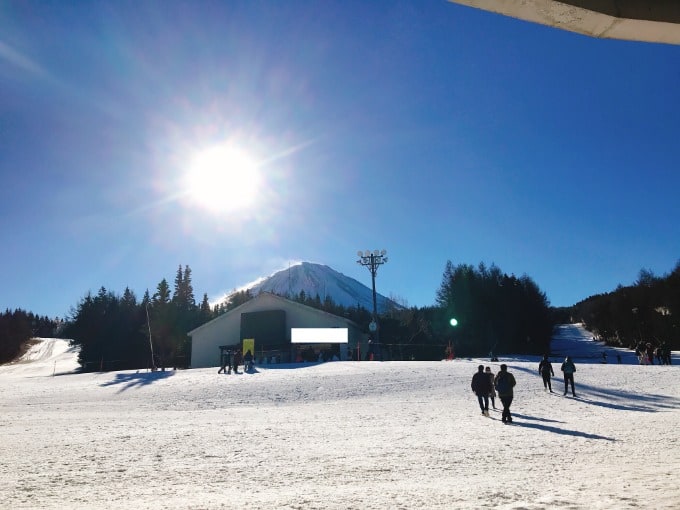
[560,356,577,396]
[538,354,554,392]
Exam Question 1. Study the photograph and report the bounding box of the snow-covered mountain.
[240,262,398,313]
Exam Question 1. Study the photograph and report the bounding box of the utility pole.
[146,303,157,371]
[357,249,388,360]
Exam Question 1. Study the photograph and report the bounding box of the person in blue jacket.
[560,356,577,397]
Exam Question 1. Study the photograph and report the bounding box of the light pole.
[145,303,157,371]
[448,318,458,360]
[357,249,388,360]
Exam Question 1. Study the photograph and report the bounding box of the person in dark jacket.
[244,350,254,372]
[226,349,235,374]
[538,354,554,392]
[471,365,493,416]
[218,348,229,374]
[485,366,496,409]
[560,356,577,396]
[494,364,517,424]
[233,350,243,374]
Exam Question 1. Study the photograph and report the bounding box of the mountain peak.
[243,262,397,312]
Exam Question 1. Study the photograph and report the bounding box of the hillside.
[0,337,79,376]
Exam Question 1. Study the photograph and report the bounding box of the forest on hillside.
[3,260,678,370]
[572,263,680,351]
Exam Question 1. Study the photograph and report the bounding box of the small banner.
[242,338,255,356]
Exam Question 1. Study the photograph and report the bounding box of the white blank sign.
[291,328,348,344]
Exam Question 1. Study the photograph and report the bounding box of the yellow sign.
[242,338,255,356]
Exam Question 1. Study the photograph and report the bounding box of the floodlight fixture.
[356,249,389,360]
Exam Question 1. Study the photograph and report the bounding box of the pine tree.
[122,286,137,308]
[173,265,184,306]
[150,279,173,368]
[199,293,212,323]
[182,265,195,309]
[154,279,171,306]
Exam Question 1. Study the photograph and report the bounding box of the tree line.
[2,260,557,368]
[282,261,554,360]
[14,258,676,369]
[62,265,235,371]
[571,262,680,351]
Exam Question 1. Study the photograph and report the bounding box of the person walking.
[233,349,243,374]
[538,354,554,392]
[485,366,496,409]
[226,349,235,374]
[560,356,577,396]
[217,347,229,374]
[494,364,516,424]
[471,365,493,416]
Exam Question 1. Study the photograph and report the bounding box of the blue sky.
[2,1,679,319]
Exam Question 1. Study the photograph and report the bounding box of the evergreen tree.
[173,265,184,306]
[182,265,195,309]
[154,279,171,306]
[150,279,174,368]
[199,293,213,323]
[0,309,34,364]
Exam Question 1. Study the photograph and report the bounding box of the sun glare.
[185,145,261,213]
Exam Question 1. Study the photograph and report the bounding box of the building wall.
[189,293,362,368]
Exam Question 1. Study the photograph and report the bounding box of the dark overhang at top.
[449,0,680,45]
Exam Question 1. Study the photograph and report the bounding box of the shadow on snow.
[512,365,680,412]
[510,420,616,441]
[100,370,175,391]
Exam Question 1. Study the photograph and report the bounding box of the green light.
[449,318,458,327]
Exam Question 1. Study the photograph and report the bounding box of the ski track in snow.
[0,325,678,509]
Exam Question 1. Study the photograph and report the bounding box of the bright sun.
[184,145,261,213]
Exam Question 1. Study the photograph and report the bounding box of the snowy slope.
[0,326,678,509]
[0,338,79,376]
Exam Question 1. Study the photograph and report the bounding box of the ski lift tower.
[357,249,388,360]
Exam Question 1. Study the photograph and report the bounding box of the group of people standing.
[539,354,577,396]
[218,349,254,374]
[635,342,672,365]
[471,355,579,423]
[471,364,516,424]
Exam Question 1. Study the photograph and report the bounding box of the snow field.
[0,325,678,509]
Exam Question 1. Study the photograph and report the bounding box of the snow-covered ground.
[1,325,678,509]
